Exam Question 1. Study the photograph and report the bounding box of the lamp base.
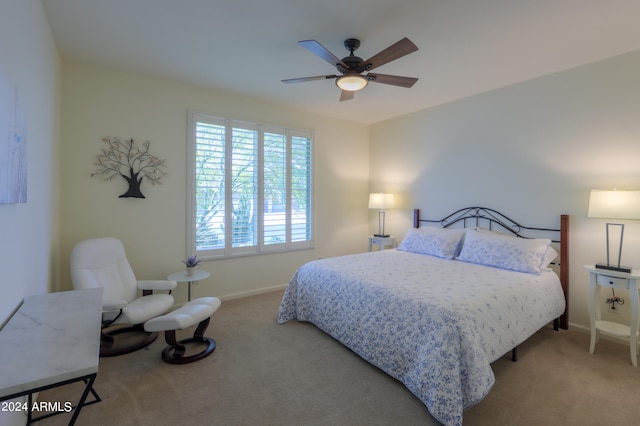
[595,263,632,273]
[373,234,390,238]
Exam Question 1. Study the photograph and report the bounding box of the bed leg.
[511,347,517,362]
[553,318,559,331]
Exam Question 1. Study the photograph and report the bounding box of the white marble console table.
[0,288,103,425]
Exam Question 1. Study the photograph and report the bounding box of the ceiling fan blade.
[299,40,349,70]
[367,73,418,88]
[340,90,354,102]
[362,37,418,71]
[282,75,337,84]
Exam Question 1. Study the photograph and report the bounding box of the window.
[188,112,313,259]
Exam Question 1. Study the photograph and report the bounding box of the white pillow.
[456,229,551,274]
[473,226,559,269]
[542,246,559,271]
[397,227,466,259]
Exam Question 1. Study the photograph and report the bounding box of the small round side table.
[167,270,211,302]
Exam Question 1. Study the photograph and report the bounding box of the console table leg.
[69,374,97,425]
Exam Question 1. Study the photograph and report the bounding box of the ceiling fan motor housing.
[339,38,368,73]
[340,56,364,73]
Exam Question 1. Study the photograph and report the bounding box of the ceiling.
[41,0,640,124]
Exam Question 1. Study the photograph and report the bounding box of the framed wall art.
[0,69,27,204]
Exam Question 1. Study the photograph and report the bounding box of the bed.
[277,207,569,426]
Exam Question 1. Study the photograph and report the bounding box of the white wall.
[59,61,370,303]
[370,50,640,331]
[0,1,60,319]
[0,1,61,424]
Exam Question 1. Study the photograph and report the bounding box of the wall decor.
[0,69,27,204]
[91,137,167,198]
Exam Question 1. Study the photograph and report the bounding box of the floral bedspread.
[277,249,565,426]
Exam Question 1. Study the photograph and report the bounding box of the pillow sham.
[397,226,466,259]
[542,246,559,271]
[473,226,558,268]
[456,229,551,275]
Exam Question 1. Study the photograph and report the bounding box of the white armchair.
[70,237,177,356]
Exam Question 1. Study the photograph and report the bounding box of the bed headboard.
[413,207,569,330]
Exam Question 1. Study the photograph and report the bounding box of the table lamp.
[369,193,394,237]
[587,189,640,273]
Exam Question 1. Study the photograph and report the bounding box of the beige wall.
[59,61,370,303]
[370,50,640,331]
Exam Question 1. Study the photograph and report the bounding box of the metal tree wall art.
[92,137,167,198]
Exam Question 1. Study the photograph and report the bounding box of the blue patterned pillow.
[456,229,551,274]
[397,227,466,259]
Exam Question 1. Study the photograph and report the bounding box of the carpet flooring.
[38,290,640,425]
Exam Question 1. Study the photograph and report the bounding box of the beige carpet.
[39,290,640,426]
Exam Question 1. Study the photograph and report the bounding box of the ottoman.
[144,297,221,364]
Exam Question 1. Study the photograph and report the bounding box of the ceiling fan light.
[336,75,368,91]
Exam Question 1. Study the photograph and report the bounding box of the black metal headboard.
[414,206,561,242]
[413,207,569,330]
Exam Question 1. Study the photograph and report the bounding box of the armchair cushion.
[103,299,128,311]
[137,279,177,292]
[116,293,174,325]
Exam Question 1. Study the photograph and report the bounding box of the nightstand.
[584,265,640,367]
[368,235,396,252]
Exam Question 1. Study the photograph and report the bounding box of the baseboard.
[568,322,632,346]
[219,284,288,301]
[170,284,288,309]
[568,322,589,334]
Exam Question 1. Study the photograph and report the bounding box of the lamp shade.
[336,75,368,91]
[587,190,640,220]
[368,193,395,210]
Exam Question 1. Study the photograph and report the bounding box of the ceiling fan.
[282,37,419,101]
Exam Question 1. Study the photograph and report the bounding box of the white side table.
[584,265,640,367]
[167,270,211,302]
[368,235,396,252]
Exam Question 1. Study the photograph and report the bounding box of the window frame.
[187,111,314,260]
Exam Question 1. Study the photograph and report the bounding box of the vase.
[186,266,196,276]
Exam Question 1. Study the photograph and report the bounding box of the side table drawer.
[368,235,396,252]
[597,274,629,289]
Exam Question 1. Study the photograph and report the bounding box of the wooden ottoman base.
[144,297,221,364]
[161,317,216,364]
